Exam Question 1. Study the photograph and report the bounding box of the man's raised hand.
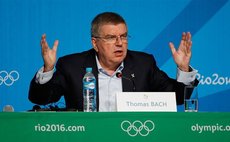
[41,34,59,72]
[169,32,192,72]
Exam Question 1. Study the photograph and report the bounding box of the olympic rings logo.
[0,70,19,86]
[121,120,155,137]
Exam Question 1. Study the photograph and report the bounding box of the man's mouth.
[114,50,123,56]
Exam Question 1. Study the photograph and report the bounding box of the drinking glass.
[184,86,198,112]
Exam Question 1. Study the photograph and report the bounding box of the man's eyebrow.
[105,32,128,36]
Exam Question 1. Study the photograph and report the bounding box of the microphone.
[116,72,136,91]
[32,105,41,111]
[3,105,14,112]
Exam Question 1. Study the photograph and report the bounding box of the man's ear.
[91,37,98,52]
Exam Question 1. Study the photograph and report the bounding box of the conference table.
[0,112,229,142]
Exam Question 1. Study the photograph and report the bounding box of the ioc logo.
[0,70,19,86]
[121,120,155,137]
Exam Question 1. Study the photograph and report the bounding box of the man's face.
[92,23,128,69]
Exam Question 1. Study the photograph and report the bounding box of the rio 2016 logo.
[197,73,230,85]
[121,120,155,137]
[0,70,19,86]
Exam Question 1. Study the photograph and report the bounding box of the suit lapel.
[122,50,136,92]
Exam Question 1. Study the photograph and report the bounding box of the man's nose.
[115,36,123,45]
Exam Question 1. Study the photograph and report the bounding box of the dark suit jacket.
[29,49,188,111]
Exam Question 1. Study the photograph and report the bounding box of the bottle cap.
[86,67,92,72]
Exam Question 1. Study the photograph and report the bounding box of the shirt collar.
[95,55,124,77]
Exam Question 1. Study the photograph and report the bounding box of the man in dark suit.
[29,12,197,111]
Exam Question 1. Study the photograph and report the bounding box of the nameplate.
[116,92,177,112]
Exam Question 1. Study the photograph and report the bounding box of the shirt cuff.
[176,66,198,85]
[35,66,54,84]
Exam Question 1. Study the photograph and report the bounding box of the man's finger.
[41,34,46,46]
[186,32,191,41]
[52,40,59,52]
[182,32,186,41]
[169,42,176,55]
[186,41,192,54]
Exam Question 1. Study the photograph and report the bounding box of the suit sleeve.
[28,58,67,105]
[149,55,186,105]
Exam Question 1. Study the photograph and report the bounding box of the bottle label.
[84,82,95,89]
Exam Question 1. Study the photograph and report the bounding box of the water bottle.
[83,67,97,112]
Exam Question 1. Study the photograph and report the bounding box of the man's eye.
[106,36,116,40]
[121,35,127,38]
